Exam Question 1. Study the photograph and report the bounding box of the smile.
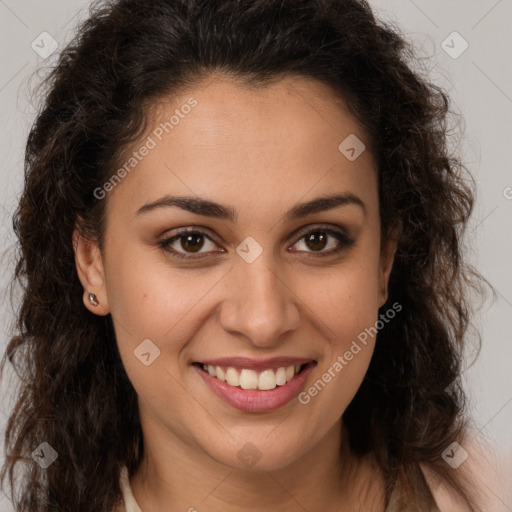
[193,358,317,413]
[200,363,303,390]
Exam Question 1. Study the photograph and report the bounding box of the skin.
[74,73,397,511]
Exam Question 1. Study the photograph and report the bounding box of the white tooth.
[285,365,295,382]
[258,369,277,390]
[295,364,301,374]
[216,366,226,382]
[208,365,216,377]
[239,369,258,389]
[225,367,240,387]
[275,367,287,386]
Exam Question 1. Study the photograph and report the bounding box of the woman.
[0,0,496,510]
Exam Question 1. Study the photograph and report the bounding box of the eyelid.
[158,226,223,259]
[158,223,354,259]
[287,224,355,257]
[165,225,218,240]
[289,222,351,243]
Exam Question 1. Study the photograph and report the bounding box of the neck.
[130,420,386,512]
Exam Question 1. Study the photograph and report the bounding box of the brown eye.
[180,233,205,253]
[290,227,355,256]
[159,229,222,259]
[304,231,328,251]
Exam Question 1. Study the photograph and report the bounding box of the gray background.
[1,1,511,510]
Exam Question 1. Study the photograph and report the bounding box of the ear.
[378,228,397,308]
[73,227,110,316]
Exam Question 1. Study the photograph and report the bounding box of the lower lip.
[193,363,316,413]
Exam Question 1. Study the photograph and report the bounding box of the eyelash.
[158,225,355,260]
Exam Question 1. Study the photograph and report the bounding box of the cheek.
[104,242,215,338]
[104,244,228,386]
[297,256,382,413]
[308,256,382,342]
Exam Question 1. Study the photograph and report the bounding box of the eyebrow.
[135,193,366,221]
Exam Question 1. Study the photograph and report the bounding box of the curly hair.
[1,0,486,510]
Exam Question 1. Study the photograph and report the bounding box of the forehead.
[149,74,371,153]
[106,74,378,219]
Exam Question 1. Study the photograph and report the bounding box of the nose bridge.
[219,252,300,346]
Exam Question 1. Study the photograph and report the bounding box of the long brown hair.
[1,0,487,510]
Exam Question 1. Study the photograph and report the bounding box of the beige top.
[118,467,143,512]
[116,464,440,512]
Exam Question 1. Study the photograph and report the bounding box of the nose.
[218,257,301,348]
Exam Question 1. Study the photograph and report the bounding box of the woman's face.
[76,74,395,471]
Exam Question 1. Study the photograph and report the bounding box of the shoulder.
[421,434,511,511]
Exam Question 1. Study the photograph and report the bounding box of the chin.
[202,432,311,472]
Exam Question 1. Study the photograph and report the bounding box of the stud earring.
[88,293,99,307]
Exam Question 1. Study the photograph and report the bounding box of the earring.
[88,293,99,307]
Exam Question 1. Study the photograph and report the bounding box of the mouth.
[193,361,312,390]
[192,358,317,413]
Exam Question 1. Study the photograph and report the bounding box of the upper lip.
[195,357,315,371]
